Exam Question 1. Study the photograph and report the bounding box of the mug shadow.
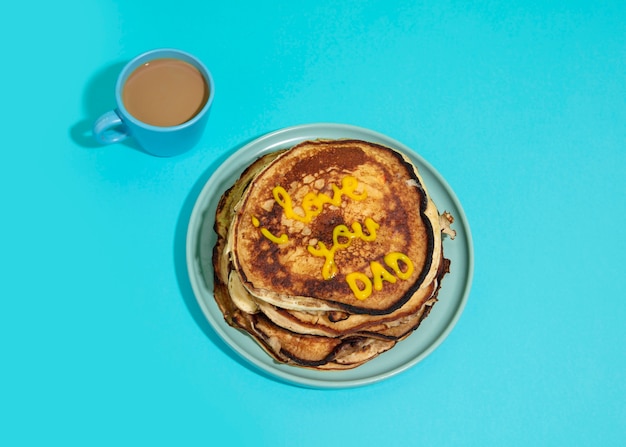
[69,60,145,154]
[172,135,291,385]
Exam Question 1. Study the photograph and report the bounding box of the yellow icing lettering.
[384,252,414,280]
[333,224,353,249]
[344,252,415,300]
[370,261,397,291]
[307,241,338,279]
[336,176,367,201]
[354,218,378,242]
[261,229,288,244]
[346,272,372,301]
[254,173,415,301]
[273,176,367,223]
[272,186,306,221]
[252,216,288,244]
[307,218,380,280]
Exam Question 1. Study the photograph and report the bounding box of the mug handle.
[93,110,130,144]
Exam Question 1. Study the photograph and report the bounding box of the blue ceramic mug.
[93,49,214,157]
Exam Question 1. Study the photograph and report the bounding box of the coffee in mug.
[93,48,215,157]
[122,58,210,127]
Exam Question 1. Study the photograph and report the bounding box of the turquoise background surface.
[1,1,624,445]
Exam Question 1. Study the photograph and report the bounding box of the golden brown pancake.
[230,139,442,315]
[212,139,454,370]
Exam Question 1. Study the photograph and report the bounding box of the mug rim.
[114,48,215,132]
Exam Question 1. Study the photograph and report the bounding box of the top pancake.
[230,139,442,315]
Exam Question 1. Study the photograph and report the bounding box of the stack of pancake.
[212,139,455,370]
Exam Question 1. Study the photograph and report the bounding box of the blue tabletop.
[2,1,625,445]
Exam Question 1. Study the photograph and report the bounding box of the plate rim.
[185,122,474,389]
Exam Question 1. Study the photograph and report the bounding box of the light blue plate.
[186,123,474,389]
